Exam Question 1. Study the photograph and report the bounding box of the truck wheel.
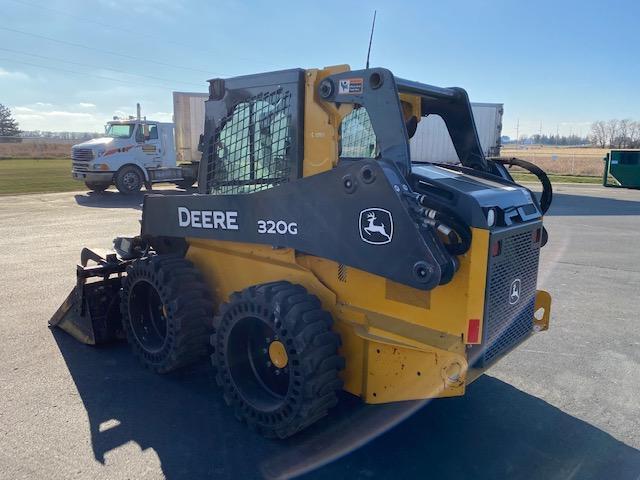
[175,177,196,189]
[84,181,110,192]
[115,165,144,194]
[121,255,213,373]
[212,281,344,438]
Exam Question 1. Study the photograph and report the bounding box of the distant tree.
[616,119,631,148]
[628,121,640,148]
[604,119,620,148]
[0,103,21,141]
[590,121,607,148]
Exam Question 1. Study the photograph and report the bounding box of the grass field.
[501,146,608,176]
[0,158,82,195]
[0,141,75,159]
[510,172,601,184]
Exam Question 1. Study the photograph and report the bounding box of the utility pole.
[539,121,542,143]
[516,119,520,146]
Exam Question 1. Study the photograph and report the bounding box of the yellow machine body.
[183,66,551,404]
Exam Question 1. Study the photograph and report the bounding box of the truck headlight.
[92,163,110,171]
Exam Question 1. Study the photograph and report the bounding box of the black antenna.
[365,10,377,69]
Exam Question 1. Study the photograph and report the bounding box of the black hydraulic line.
[409,193,473,256]
[493,157,553,215]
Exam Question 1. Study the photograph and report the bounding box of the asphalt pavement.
[0,184,638,480]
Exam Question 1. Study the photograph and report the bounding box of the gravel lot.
[0,184,638,479]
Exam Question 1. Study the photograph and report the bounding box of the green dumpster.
[603,150,640,189]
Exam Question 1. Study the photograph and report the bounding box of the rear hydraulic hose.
[411,194,473,256]
[493,157,553,215]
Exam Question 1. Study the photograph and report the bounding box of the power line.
[0,56,176,89]
[6,0,277,68]
[0,25,225,76]
[0,46,204,88]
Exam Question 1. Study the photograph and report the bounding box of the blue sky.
[1,0,638,137]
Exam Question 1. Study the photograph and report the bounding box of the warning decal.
[338,78,364,95]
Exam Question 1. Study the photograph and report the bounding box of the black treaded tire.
[85,181,110,192]
[115,165,144,194]
[212,281,345,438]
[121,254,213,373]
[175,177,196,189]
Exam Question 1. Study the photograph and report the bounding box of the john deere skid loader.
[51,65,553,438]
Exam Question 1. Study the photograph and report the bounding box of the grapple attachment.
[49,248,127,345]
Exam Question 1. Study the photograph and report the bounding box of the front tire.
[175,177,196,189]
[212,281,344,438]
[85,181,110,192]
[115,165,144,194]
[121,255,213,373]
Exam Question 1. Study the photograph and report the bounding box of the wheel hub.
[268,340,288,369]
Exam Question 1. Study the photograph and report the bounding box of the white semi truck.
[71,92,208,194]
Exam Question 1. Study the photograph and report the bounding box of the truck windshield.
[105,124,134,138]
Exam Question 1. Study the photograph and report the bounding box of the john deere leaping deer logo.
[359,208,393,245]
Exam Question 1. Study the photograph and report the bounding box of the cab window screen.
[339,107,378,158]
[206,89,292,194]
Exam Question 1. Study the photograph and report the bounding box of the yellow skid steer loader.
[51,65,552,438]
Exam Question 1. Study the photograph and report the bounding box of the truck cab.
[71,118,198,194]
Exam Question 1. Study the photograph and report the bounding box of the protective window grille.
[339,107,377,158]
[206,89,292,194]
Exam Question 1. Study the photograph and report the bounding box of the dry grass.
[0,141,75,159]
[501,146,609,176]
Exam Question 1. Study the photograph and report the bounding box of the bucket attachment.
[49,248,128,345]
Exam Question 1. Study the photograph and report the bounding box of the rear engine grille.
[474,225,541,367]
[72,148,94,162]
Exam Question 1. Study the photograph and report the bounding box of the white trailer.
[410,102,503,163]
[71,95,208,194]
[173,91,208,163]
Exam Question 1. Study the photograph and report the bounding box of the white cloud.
[35,102,52,107]
[12,104,104,131]
[78,102,96,108]
[0,67,29,80]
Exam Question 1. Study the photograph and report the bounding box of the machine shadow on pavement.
[52,329,640,480]
[545,192,640,217]
[74,188,194,210]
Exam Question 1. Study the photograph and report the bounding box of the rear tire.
[212,281,344,438]
[115,165,144,194]
[121,255,213,373]
[85,181,110,192]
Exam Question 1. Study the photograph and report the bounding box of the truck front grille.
[473,224,541,367]
[72,148,94,162]
[72,162,89,172]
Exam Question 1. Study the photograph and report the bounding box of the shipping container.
[173,91,209,163]
[410,102,503,163]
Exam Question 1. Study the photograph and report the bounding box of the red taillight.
[491,241,502,257]
[467,318,480,343]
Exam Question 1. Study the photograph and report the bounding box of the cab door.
[135,123,163,167]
